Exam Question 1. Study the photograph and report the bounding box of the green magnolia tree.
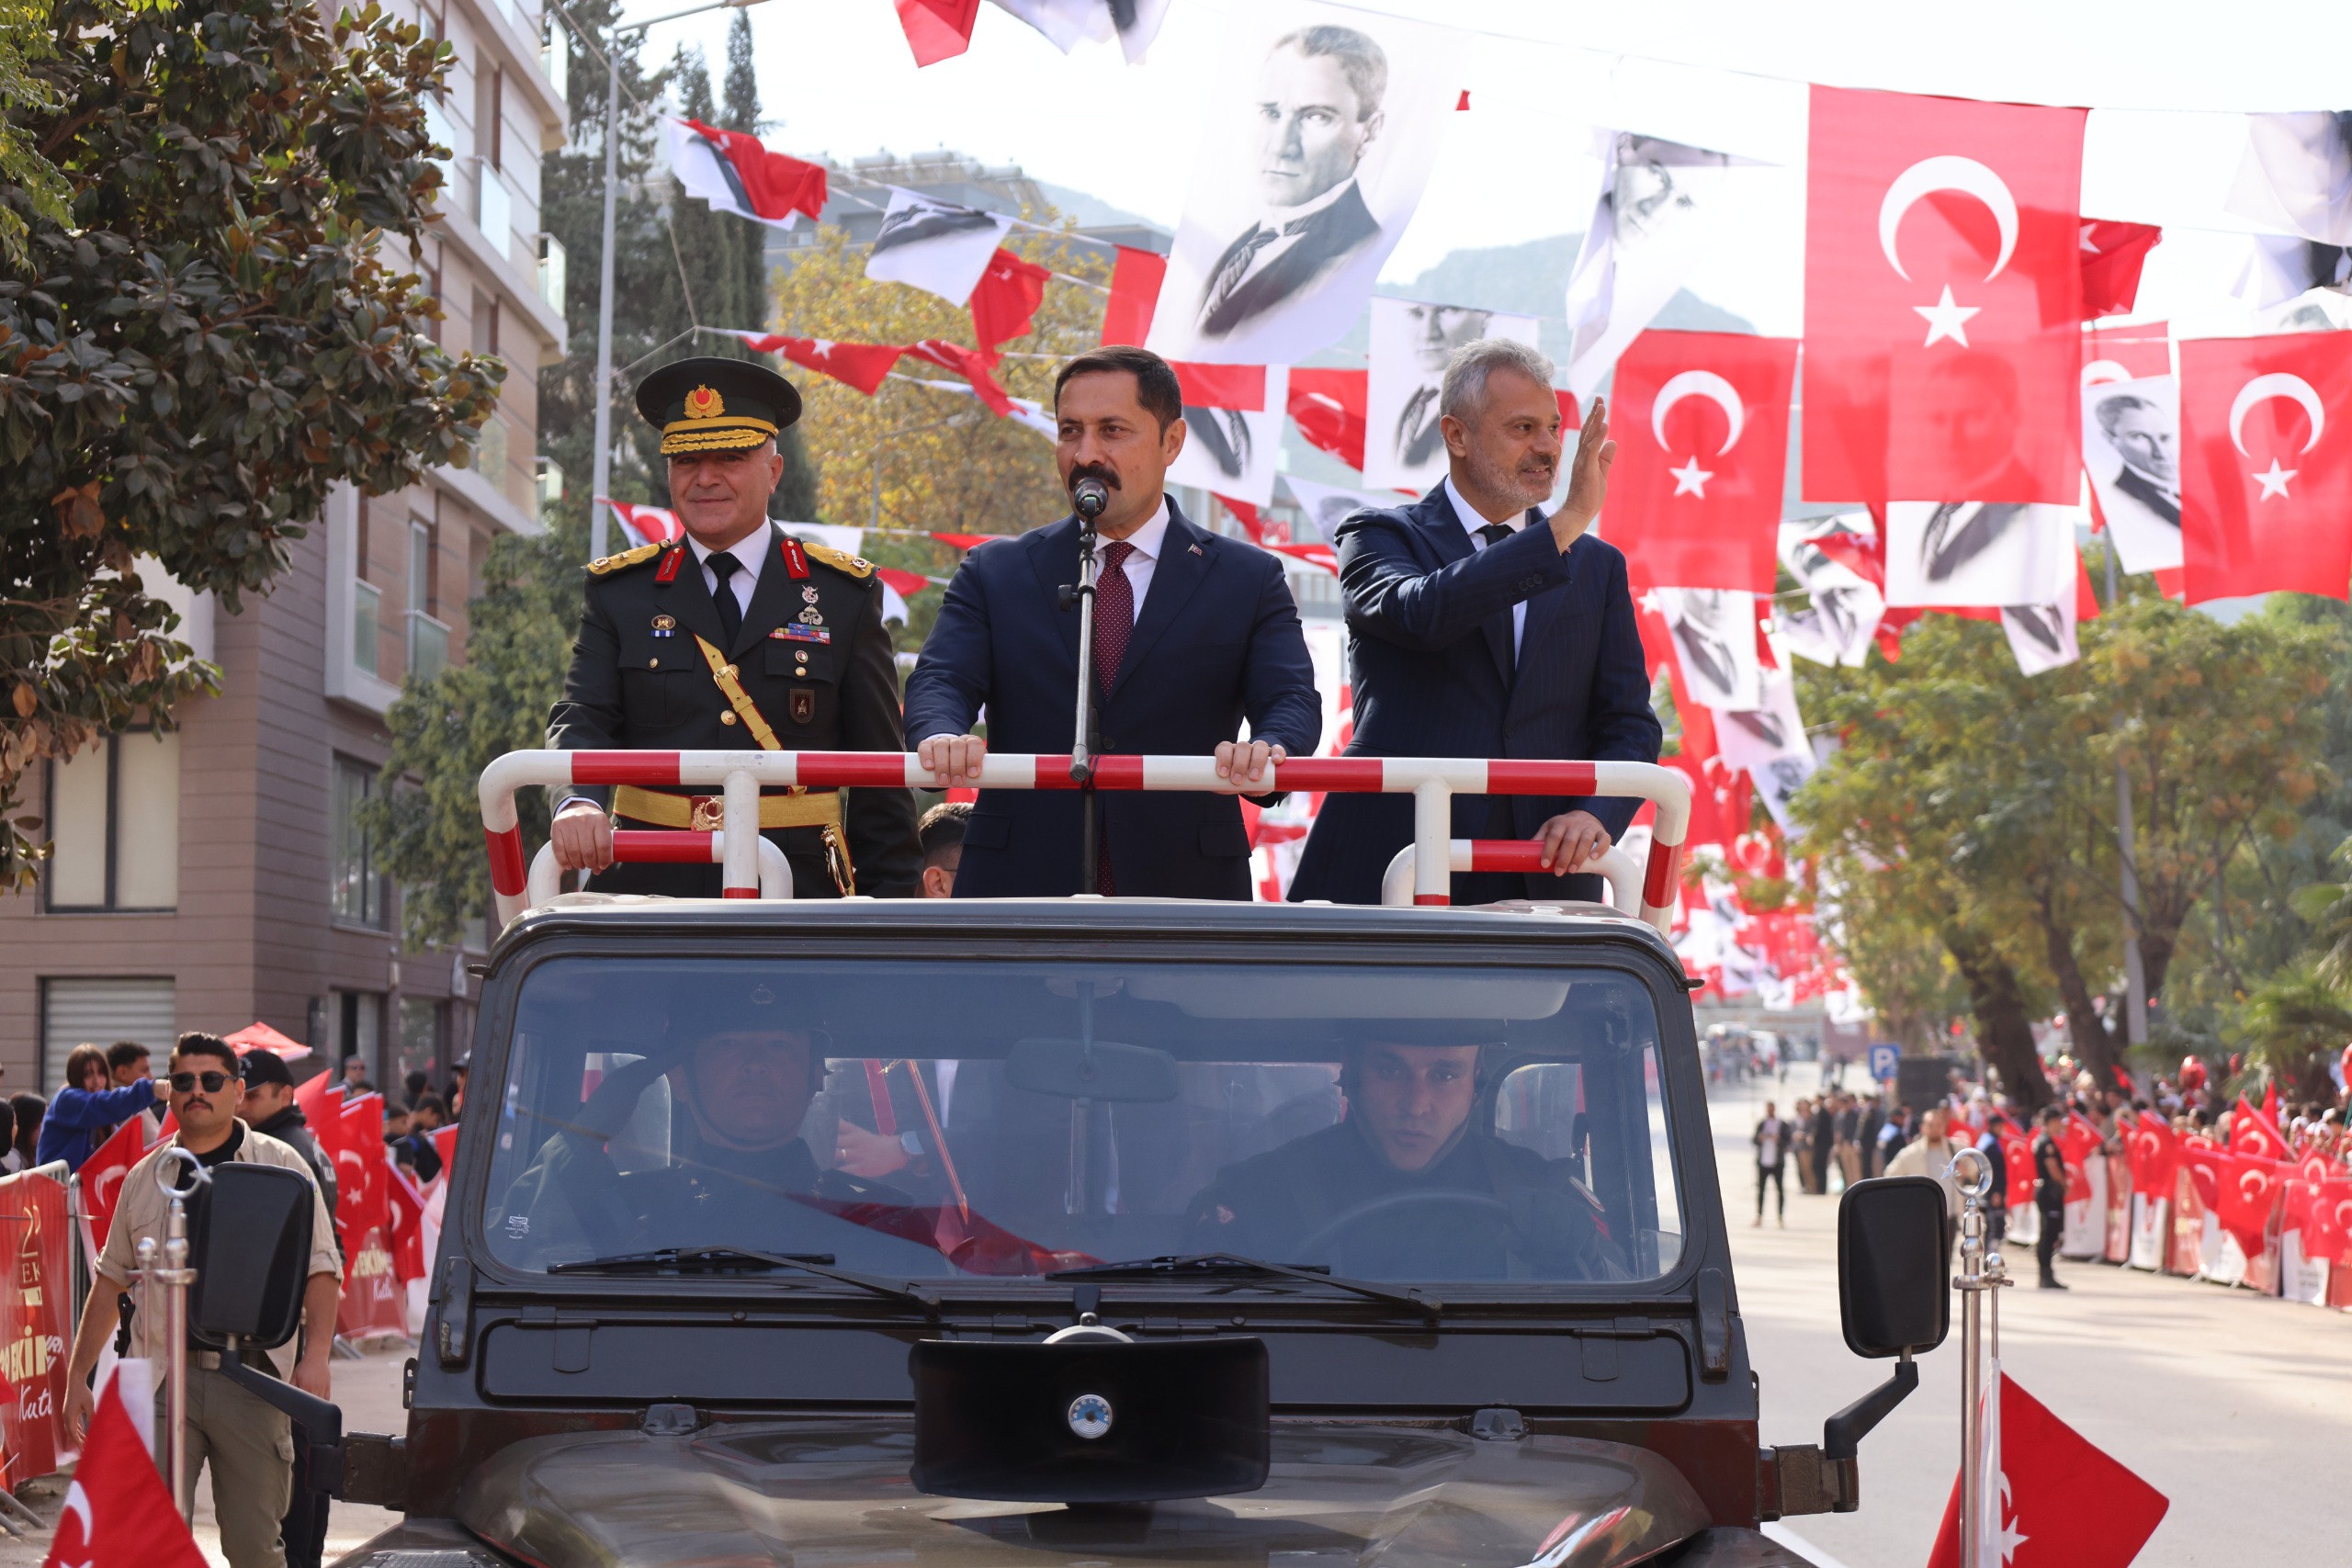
[0,0,502,891]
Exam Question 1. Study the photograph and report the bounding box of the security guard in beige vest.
[548,357,922,897]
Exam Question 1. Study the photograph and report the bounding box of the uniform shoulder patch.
[803,541,876,580]
[586,541,665,576]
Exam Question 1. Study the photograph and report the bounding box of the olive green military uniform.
[547,524,922,898]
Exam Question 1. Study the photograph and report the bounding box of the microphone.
[1072,476,1110,521]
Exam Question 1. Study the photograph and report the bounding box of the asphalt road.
[1716,1063,2350,1568]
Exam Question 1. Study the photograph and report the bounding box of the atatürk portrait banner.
[1146,0,1464,367]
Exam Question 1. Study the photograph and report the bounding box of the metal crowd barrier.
[481,751,1690,934]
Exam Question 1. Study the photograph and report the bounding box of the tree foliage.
[1795,570,2335,1103]
[0,0,502,891]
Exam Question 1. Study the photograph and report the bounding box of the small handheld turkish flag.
[2179,332,2352,602]
[76,1116,147,1255]
[1803,86,2086,505]
[1607,331,1799,594]
[1928,1371,2168,1568]
[42,1377,209,1568]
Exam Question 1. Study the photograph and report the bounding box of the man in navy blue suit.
[904,345,1322,897]
[1289,337,1660,906]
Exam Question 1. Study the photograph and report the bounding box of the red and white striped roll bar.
[1379,840,1645,917]
[526,831,793,909]
[480,751,1689,934]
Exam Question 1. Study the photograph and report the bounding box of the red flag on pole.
[383,1160,429,1284]
[599,498,684,547]
[665,118,828,229]
[1101,246,1167,346]
[1606,331,1799,593]
[1802,86,2087,504]
[40,1378,209,1568]
[2077,220,2163,320]
[2178,332,2352,603]
[2229,1094,2292,1163]
[892,0,979,65]
[295,1071,342,1167]
[74,1118,147,1256]
[968,247,1052,359]
[336,1092,388,1254]
[1927,1372,2168,1568]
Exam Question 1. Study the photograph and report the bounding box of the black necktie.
[708,551,742,648]
[1476,523,1514,548]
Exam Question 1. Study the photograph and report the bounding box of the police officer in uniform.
[548,357,922,897]
[2032,1104,2069,1290]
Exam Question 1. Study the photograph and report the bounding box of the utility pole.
[2105,543,2150,1047]
[584,0,773,563]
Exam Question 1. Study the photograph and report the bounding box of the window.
[331,755,387,927]
[44,731,180,911]
[40,978,175,1089]
[483,957,1686,1283]
[397,996,445,1098]
[335,989,384,1087]
[407,520,448,682]
[353,579,383,677]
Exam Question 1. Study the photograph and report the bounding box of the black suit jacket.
[902,499,1321,898]
[547,523,922,897]
[1288,489,1662,906]
[2111,465,2181,527]
[1195,182,1381,339]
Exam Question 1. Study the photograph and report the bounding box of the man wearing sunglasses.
[61,1032,343,1568]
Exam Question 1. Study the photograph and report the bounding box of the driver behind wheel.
[1182,1032,1630,1280]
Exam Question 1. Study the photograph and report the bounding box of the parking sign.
[1868,1044,1900,1083]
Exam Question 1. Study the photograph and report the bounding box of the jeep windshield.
[481,956,1683,1286]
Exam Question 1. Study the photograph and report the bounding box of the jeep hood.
[456,1418,1711,1568]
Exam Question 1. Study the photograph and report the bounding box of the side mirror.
[1007,1038,1179,1103]
[190,1161,314,1350]
[1838,1175,1951,1358]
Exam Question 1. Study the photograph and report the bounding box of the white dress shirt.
[690,525,767,617]
[1101,497,1170,621]
[1443,476,1533,657]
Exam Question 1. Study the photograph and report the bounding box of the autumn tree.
[0,0,501,891]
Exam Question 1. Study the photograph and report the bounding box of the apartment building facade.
[0,0,568,1100]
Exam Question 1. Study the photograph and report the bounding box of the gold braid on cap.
[660,417,777,455]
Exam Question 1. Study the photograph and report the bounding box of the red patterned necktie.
[1091,539,1136,895]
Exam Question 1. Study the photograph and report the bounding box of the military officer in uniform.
[548,357,922,897]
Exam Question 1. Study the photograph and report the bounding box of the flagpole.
[585,0,775,564]
[2105,542,2151,1050]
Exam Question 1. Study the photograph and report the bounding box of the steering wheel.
[1291,1190,1513,1264]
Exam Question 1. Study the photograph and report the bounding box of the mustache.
[1068,463,1121,494]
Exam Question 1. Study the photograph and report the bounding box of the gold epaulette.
[586,541,664,576]
[803,541,876,579]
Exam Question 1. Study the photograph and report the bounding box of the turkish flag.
[893,0,978,65]
[1608,331,1798,593]
[1216,495,1267,543]
[75,1117,147,1255]
[2211,1150,2283,1259]
[2179,332,2352,602]
[1803,86,2086,504]
[431,1122,458,1178]
[1101,246,1167,346]
[906,338,1015,416]
[2078,220,2162,320]
[294,1071,342,1168]
[1927,1371,2168,1568]
[1287,369,1369,470]
[2228,1095,2292,1163]
[40,1377,209,1568]
[968,248,1051,358]
[2298,1177,2352,1262]
[599,498,683,547]
[2082,321,2170,385]
[2123,1111,2178,1201]
[383,1160,429,1284]
[664,118,827,230]
[337,1092,388,1254]
[731,333,905,396]
[1666,751,1751,849]
[1170,362,1267,412]
[1999,1129,2037,1205]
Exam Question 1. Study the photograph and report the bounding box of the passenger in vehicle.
[499,1018,939,1269]
[1183,1037,1630,1280]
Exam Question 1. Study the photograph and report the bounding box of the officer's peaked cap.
[637,355,804,456]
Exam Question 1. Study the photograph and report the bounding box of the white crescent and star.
[60,1480,93,1546]
[1652,370,1744,500]
[1879,155,2020,348]
[2230,373,2324,500]
[2081,358,2134,388]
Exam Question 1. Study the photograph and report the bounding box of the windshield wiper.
[549,1246,941,1313]
[1049,1254,1441,1320]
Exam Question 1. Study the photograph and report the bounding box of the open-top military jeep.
[292,750,1941,1568]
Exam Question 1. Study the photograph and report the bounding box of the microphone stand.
[1061,503,1103,891]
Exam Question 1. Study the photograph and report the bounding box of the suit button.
[720,711,739,726]
[1521,577,1542,592]
[649,658,658,669]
